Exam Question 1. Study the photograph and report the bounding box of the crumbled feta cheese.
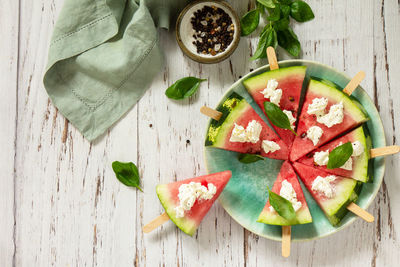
[174,182,217,218]
[262,140,281,154]
[283,110,296,129]
[260,79,283,106]
[307,97,328,117]
[340,157,353,170]
[311,175,336,198]
[270,180,302,213]
[314,149,329,166]
[245,120,263,144]
[352,141,364,156]
[307,126,323,146]
[317,102,344,128]
[230,120,262,144]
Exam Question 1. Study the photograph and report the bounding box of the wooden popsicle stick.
[143,212,170,233]
[370,145,400,158]
[281,226,291,257]
[267,47,279,70]
[342,71,366,96]
[346,202,374,223]
[200,106,222,121]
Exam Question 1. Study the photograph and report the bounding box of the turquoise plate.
[204,60,386,241]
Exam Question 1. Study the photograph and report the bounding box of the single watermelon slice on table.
[292,162,362,226]
[290,79,368,162]
[156,171,232,236]
[297,126,371,182]
[258,161,312,225]
[243,66,307,147]
[205,92,289,160]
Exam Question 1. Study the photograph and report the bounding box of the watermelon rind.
[257,207,312,226]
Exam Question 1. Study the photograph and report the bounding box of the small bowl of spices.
[176,0,240,64]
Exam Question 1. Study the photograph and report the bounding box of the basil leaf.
[165,77,206,100]
[277,27,301,57]
[112,161,142,191]
[280,4,291,18]
[241,9,260,36]
[268,189,297,223]
[251,27,277,60]
[238,153,265,163]
[267,6,281,21]
[273,17,290,31]
[257,0,275,8]
[264,102,297,135]
[327,142,353,169]
[290,1,315,22]
[279,0,293,4]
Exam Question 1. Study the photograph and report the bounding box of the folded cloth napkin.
[43,0,187,141]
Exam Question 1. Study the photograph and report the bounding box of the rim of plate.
[203,59,386,242]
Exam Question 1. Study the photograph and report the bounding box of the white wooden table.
[1,0,400,266]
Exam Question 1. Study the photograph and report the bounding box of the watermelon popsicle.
[143,171,232,236]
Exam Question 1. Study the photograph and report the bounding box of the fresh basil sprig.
[268,188,297,223]
[241,0,314,58]
[165,77,206,100]
[238,153,265,163]
[327,142,353,169]
[264,102,297,135]
[112,161,142,191]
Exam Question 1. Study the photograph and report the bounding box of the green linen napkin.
[43,0,186,141]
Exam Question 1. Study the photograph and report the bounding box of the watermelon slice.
[292,162,362,226]
[205,92,289,160]
[297,126,371,182]
[290,79,368,162]
[156,171,232,236]
[257,161,312,225]
[243,66,307,147]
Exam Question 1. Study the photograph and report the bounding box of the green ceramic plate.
[204,60,386,241]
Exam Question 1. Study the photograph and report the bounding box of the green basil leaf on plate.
[290,1,315,22]
[112,161,142,191]
[264,102,297,135]
[240,9,260,36]
[268,189,297,222]
[238,153,265,163]
[257,0,275,9]
[273,17,290,31]
[165,77,206,100]
[277,27,301,57]
[327,142,353,169]
[251,26,277,60]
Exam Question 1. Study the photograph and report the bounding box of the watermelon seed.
[289,96,294,102]
[301,132,306,138]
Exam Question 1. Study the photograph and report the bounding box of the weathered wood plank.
[0,0,19,266]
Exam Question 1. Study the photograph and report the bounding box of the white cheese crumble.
[311,175,336,198]
[230,120,262,144]
[352,141,364,156]
[307,97,328,117]
[317,102,344,128]
[174,182,217,218]
[260,79,283,106]
[314,149,329,166]
[283,110,296,130]
[340,157,353,170]
[262,140,281,154]
[269,180,302,212]
[307,126,323,146]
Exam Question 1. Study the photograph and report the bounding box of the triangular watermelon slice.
[292,162,362,226]
[297,126,371,182]
[243,66,307,147]
[258,161,312,225]
[205,92,289,160]
[290,79,368,162]
[156,170,232,236]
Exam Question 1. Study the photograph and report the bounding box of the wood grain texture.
[0,0,399,266]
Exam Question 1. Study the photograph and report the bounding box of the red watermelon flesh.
[156,170,232,236]
[243,66,307,147]
[297,126,370,182]
[222,105,289,160]
[257,161,312,225]
[292,162,361,226]
[290,79,368,162]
